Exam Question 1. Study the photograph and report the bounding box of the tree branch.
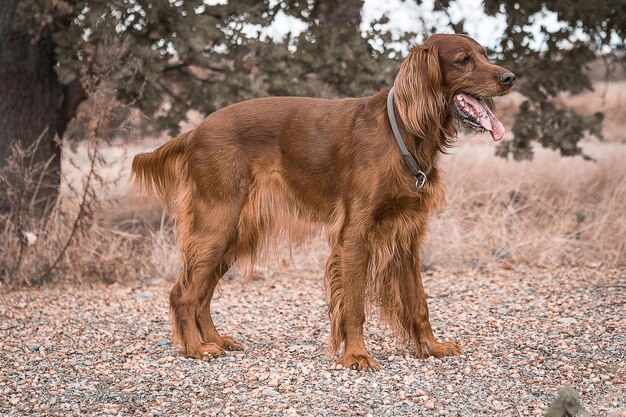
[153,80,186,104]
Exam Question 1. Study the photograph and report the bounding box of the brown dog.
[132,34,515,370]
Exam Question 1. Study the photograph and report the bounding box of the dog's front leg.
[409,253,462,358]
[328,226,380,371]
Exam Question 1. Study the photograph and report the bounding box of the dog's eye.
[456,56,471,65]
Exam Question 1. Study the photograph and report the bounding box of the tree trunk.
[312,0,363,30]
[304,0,370,97]
[0,3,66,212]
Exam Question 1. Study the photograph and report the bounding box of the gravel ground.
[1,242,624,417]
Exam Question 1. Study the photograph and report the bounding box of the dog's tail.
[131,131,191,206]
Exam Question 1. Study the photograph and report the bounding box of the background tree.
[1,0,624,207]
[479,0,626,160]
[0,0,84,209]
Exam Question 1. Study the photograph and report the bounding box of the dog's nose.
[500,72,516,85]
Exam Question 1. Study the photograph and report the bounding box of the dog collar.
[387,87,428,188]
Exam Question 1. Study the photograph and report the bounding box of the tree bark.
[0,2,68,212]
[312,0,362,29]
[307,0,366,96]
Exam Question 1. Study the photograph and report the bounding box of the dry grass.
[425,141,626,268]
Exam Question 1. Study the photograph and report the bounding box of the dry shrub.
[0,39,152,288]
[0,133,143,287]
[424,142,626,268]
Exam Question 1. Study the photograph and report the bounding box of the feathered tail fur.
[131,131,191,207]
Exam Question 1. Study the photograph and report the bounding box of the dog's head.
[394,34,515,142]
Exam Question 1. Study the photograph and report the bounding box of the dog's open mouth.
[452,93,505,141]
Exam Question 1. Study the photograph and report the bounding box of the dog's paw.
[417,340,462,358]
[216,335,243,351]
[183,342,226,359]
[335,352,381,371]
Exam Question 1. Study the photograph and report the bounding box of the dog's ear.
[393,44,447,139]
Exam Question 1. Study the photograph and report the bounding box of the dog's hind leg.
[170,279,224,359]
[194,260,243,351]
[169,198,241,359]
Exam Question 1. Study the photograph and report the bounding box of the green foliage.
[10,0,626,157]
[482,0,625,159]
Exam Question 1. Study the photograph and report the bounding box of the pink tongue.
[462,94,505,141]
[485,117,505,141]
